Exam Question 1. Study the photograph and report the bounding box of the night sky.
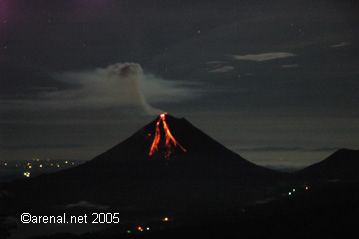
[1,0,359,168]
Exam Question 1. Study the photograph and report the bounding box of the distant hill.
[297,149,359,180]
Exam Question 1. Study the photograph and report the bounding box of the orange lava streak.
[148,113,187,158]
[149,121,161,155]
[162,119,187,152]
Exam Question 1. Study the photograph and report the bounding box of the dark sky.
[1,0,359,168]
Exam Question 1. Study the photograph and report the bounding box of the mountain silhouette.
[298,149,359,180]
[2,114,283,215]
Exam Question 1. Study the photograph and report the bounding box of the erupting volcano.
[2,113,283,222]
[149,113,187,159]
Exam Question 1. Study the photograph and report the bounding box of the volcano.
[1,114,283,216]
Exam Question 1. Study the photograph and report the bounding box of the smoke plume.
[38,62,197,115]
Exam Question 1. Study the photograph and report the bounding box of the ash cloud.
[3,63,198,115]
[49,63,160,115]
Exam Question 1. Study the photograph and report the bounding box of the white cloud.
[65,201,109,210]
[208,66,234,73]
[281,64,299,68]
[330,42,351,48]
[232,52,295,62]
[206,60,226,64]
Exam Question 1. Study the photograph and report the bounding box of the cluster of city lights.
[287,185,310,196]
[0,159,82,178]
[126,216,171,235]
[1,160,76,168]
[136,226,150,232]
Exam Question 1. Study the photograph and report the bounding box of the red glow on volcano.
[149,113,187,159]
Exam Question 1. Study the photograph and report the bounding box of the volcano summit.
[148,113,187,159]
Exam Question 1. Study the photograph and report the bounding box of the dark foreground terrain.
[5,180,356,239]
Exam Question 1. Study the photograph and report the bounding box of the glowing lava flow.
[149,113,187,159]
